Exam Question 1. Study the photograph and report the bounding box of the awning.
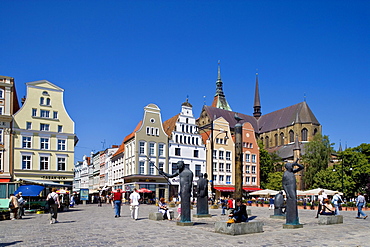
[18,178,72,187]
[14,185,44,197]
[214,186,261,192]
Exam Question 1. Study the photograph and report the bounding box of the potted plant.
[0,209,10,220]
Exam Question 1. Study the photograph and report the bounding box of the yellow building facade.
[12,80,76,186]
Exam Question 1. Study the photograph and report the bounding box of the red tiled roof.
[163,114,179,137]
[112,140,125,158]
[123,120,142,143]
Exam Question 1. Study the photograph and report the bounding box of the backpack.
[47,194,55,205]
[337,196,343,204]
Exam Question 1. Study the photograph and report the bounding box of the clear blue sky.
[1,1,369,162]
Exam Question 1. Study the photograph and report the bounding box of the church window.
[274,134,278,147]
[265,136,269,148]
[280,133,284,146]
[289,130,294,143]
[301,128,308,141]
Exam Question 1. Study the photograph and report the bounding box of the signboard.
[80,188,89,201]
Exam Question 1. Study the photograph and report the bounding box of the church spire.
[253,72,262,119]
[211,61,232,111]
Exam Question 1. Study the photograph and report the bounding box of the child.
[176,203,181,220]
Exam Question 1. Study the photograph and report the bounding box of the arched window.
[179,136,183,143]
[280,133,284,146]
[289,130,294,143]
[301,128,308,141]
[265,136,269,148]
[46,98,51,105]
[40,97,44,105]
[313,128,318,136]
[274,134,278,147]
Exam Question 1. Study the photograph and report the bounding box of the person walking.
[17,192,26,218]
[355,192,368,219]
[269,196,275,210]
[47,188,60,224]
[332,192,342,215]
[9,193,19,220]
[130,188,140,220]
[113,189,123,218]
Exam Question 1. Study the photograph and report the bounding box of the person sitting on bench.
[320,198,335,215]
[229,199,248,223]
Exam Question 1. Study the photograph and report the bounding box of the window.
[0,89,3,99]
[252,177,256,184]
[175,148,181,156]
[40,156,49,170]
[57,157,66,170]
[40,138,49,150]
[40,124,50,131]
[0,107,3,115]
[213,175,217,182]
[0,129,3,144]
[149,162,155,175]
[159,144,164,156]
[213,162,217,172]
[301,128,308,141]
[226,163,231,172]
[265,136,269,148]
[146,127,150,135]
[58,125,63,133]
[226,175,231,184]
[26,122,32,130]
[280,133,284,146]
[252,154,256,163]
[245,154,250,162]
[226,151,231,160]
[219,175,224,182]
[22,155,31,169]
[195,165,201,177]
[32,109,37,117]
[172,163,178,173]
[40,110,50,118]
[289,130,294,143]
[40,97,44,105]
[219,163,224,172]
[139,141,145,155]
[213,150,217,159]
[246,165,250,174]
[252,166,256,174]
[46,98,51,105]
[159,162,164,171]
[193,150,199,158]
[22,136,32,148]
[139,161,145,174]
[245,176,250,184]
[53,111,58,119]
[274,134,278,146]
[149,143,155,156]
[58,139,66,151]
[219,150,224,159]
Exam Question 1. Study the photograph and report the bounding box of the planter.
[0,211,10,220]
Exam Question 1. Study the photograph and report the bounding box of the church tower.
[211,62,232,111]
[253,72,262,119]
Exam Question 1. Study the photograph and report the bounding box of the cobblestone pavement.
[0,204,369,247]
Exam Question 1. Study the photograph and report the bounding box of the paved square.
[0,204,368,246]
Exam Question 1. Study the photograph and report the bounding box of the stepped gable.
[163,114,180,138]
[123,120,143,142]
[112,140,125,158]
[257,101,320,133]
[204,105,258,132]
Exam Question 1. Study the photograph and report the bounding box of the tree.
[301,134,334,189]
[258,142,282,189]
[265,172,283,191]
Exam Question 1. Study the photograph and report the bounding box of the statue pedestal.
[270,215,286,219]
[177,221,194,226]
[283,224,303,229]
[193,214,212,218]
[215,221,263,235]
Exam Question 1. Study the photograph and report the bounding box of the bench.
[318,215,343,225]
[215,220,264,235]
[0,199,10,209]
[149,211,174,221]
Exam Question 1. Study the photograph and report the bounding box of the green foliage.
[265,172,283,191]
[259,142,282,189]
[301,134,334,189]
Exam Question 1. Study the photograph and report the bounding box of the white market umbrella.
[303,188,343,196]
[249,189,279,196]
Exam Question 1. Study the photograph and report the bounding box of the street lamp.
[332,157,352,195]
[196,122,229,203]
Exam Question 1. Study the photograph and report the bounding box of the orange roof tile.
[112,140,125,158]
[123,120,142,143]
[163,114,179,137]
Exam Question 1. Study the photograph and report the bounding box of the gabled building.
[12,80,76,187]
[111,141,124,190]
[0,75,20,197]
[163,99,206,199]
[123,104,169,198]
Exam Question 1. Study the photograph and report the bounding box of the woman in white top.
[331,192,342,215]
[158,198,171,220]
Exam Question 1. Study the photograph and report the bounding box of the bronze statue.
[196,173,209,215]
[282,159,304,225]
[160,161,193,223]
[274,191,286,216]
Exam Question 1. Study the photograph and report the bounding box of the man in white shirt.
[130,188,141,220]
[332,192,342,215]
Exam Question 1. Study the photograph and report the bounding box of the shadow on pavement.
[0,241,23,246]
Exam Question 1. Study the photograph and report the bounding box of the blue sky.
[1,1,369,162]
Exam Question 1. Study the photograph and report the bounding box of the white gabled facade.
[165,100,206,195]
